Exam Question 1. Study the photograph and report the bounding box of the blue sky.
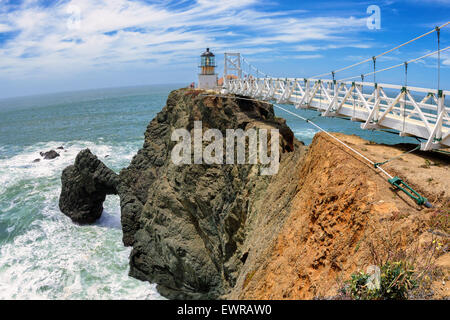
[0,0,449,98]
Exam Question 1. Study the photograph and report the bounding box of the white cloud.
[291,54,323,59]
[0,23,12,32]
[415,49,450,68]
[294,43,372,52]
[441,51,450,66]
[0,0,369,78]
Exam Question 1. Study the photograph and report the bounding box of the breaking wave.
[0,140,162,300]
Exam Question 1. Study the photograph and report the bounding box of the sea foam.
[0,140,163,300]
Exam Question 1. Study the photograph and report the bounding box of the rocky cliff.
[60,88,298,299]
[118,89,297,299]
[59,88,449,299]
[229,133,449,299]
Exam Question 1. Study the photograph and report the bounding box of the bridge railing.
[225,77,450,150]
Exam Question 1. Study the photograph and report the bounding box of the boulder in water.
[59,149,119,224]
[40,150,60,160]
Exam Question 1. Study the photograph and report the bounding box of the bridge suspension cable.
[241,56,271,78]
[271,103,431,207]
[223,20,449,155]
[204,87,435,206]
[310,21,450,79]
[338,45,450,81]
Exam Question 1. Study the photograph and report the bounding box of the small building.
[198,48,217,89]
[218,74,238,86]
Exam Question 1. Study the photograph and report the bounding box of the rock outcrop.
[59,88,449,300]
[59,149,119,224]
[118,89,296,299]
[40,149,60,159]
[59,88,297,299]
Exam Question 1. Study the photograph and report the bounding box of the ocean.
[0,84,417,299]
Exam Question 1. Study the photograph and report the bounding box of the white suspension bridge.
[222,22,450,151]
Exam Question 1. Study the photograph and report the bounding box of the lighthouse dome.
[201,48,215,57]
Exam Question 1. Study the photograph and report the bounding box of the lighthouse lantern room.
[198,48,218,89]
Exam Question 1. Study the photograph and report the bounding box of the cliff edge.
[59,88,449,299]
[229,132,449,299]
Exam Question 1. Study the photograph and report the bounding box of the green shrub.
[378,261,416,299]
[344,271,375,300]
[343,261,417,300]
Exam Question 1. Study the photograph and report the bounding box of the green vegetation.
[338,220,446,300]
[243,270,256,289]
[428,209,449,233]
[342,261,416,300]
[420,159,432,168]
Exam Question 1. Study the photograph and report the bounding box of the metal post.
[333,80,338,111]
[224,53,228,89]
[400,89,406,134]
[223,53,242,87]
[219,51,449,149]
[373,84,379,123]
[436,27,442,142]
[305,79,310,106]
[436,91,444,141]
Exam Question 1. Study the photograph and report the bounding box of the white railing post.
[305,79,310,105]
[333,80,338,111]
[220,52,449,149]
[436,90,444,141]
[224,53,228,89]
[374,84,380,122]
[400,87,406,134]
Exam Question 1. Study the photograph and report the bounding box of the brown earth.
[228,132,449,299]
[60,89,449,299]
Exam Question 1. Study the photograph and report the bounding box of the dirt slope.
[59,89,448,299]
[229,132,449,299]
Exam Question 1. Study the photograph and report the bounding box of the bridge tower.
[223,53,242,85]
[198,48,217,89]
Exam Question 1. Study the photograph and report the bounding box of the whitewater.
[0,84,415,299]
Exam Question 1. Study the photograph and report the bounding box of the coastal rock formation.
[118,89,296,299]
[59,88,449,299]
[59,88,296,299]
[59,149,119,224]
[40,149,60,159]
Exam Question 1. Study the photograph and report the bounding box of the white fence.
[224,77,450,150]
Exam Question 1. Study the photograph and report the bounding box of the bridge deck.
[225,78,450,150]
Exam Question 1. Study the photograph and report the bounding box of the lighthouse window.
[201,56,215,66]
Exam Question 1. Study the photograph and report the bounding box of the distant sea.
[0,84,417,299]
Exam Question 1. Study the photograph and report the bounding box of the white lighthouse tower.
[198,48,217,89]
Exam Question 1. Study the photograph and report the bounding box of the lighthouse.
[198,48,217,89]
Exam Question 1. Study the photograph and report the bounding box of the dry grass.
[336,222,446,299]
